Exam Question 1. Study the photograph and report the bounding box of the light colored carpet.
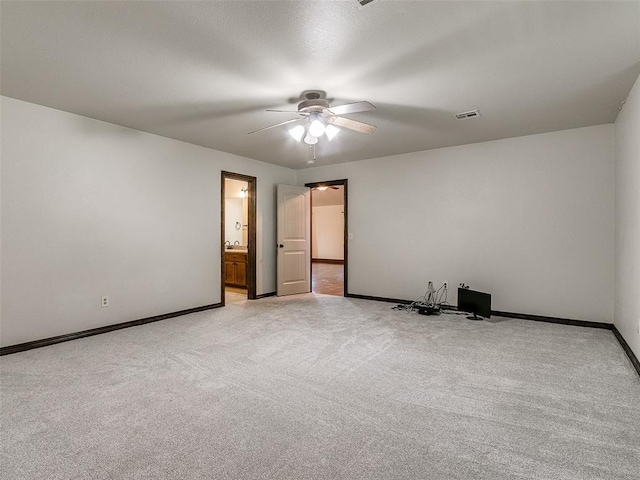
[1,294,639,480]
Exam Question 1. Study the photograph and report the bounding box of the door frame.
[305,179,349,297]
[221,171,257,304]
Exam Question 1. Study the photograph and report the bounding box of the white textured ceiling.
[2,1,639,169]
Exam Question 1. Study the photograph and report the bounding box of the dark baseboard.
[312,258,344,265]
[0,303,222,356]
[492,310,613,330]
[347,294,639,378]
[346,293,412,305]
[254,291,276,299]
[491,311,640,376]
[611,326,640,378]
[4,293,638,379]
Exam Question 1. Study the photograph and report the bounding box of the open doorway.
[306,179,348,296]
[221,172,257,305]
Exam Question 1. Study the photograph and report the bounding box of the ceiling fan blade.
[266,110,309,118]
[328,101,376,115]
[327,116,376,134]
[247,118,300,135]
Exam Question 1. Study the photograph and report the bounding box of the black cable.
[391,282,451,313]
[434,285,444,304]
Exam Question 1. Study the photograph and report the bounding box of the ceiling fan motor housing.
[298,98,330,113]
[248,89,376,136]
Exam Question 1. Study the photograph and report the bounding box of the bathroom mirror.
[224,178,249,249]
[225,198,244,246]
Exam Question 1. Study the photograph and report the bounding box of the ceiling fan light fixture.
[316,186,329,191]
[303,133,318,145]
[252,92,377,163]
[288,124,305,142]
[325,124,340,141]
[308,117,326,137]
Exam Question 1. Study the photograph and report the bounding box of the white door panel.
[277,185,310,296]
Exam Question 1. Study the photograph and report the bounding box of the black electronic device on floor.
[418,306,440,316]
[458,287,491,320]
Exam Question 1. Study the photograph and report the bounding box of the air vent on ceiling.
[358,0,376,6]
[454,110,482,120]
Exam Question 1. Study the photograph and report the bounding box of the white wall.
[614,74,640,359]
[0,95,622,347]
[298,125,615,323]
[312,205,344,260]
[0,96,295,347]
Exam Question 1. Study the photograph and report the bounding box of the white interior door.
[277,184,311,296]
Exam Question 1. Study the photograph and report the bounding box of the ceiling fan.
[248,90,376,145]
[311,185,340,191]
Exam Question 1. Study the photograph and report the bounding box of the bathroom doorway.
[306,180,348,296]
[221,172,257,305]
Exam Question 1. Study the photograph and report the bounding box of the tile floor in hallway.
[225,287,247,305]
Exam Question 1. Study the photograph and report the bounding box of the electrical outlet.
[443,281,448,289]
[101,296,109,308]
[637,317,640,335]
